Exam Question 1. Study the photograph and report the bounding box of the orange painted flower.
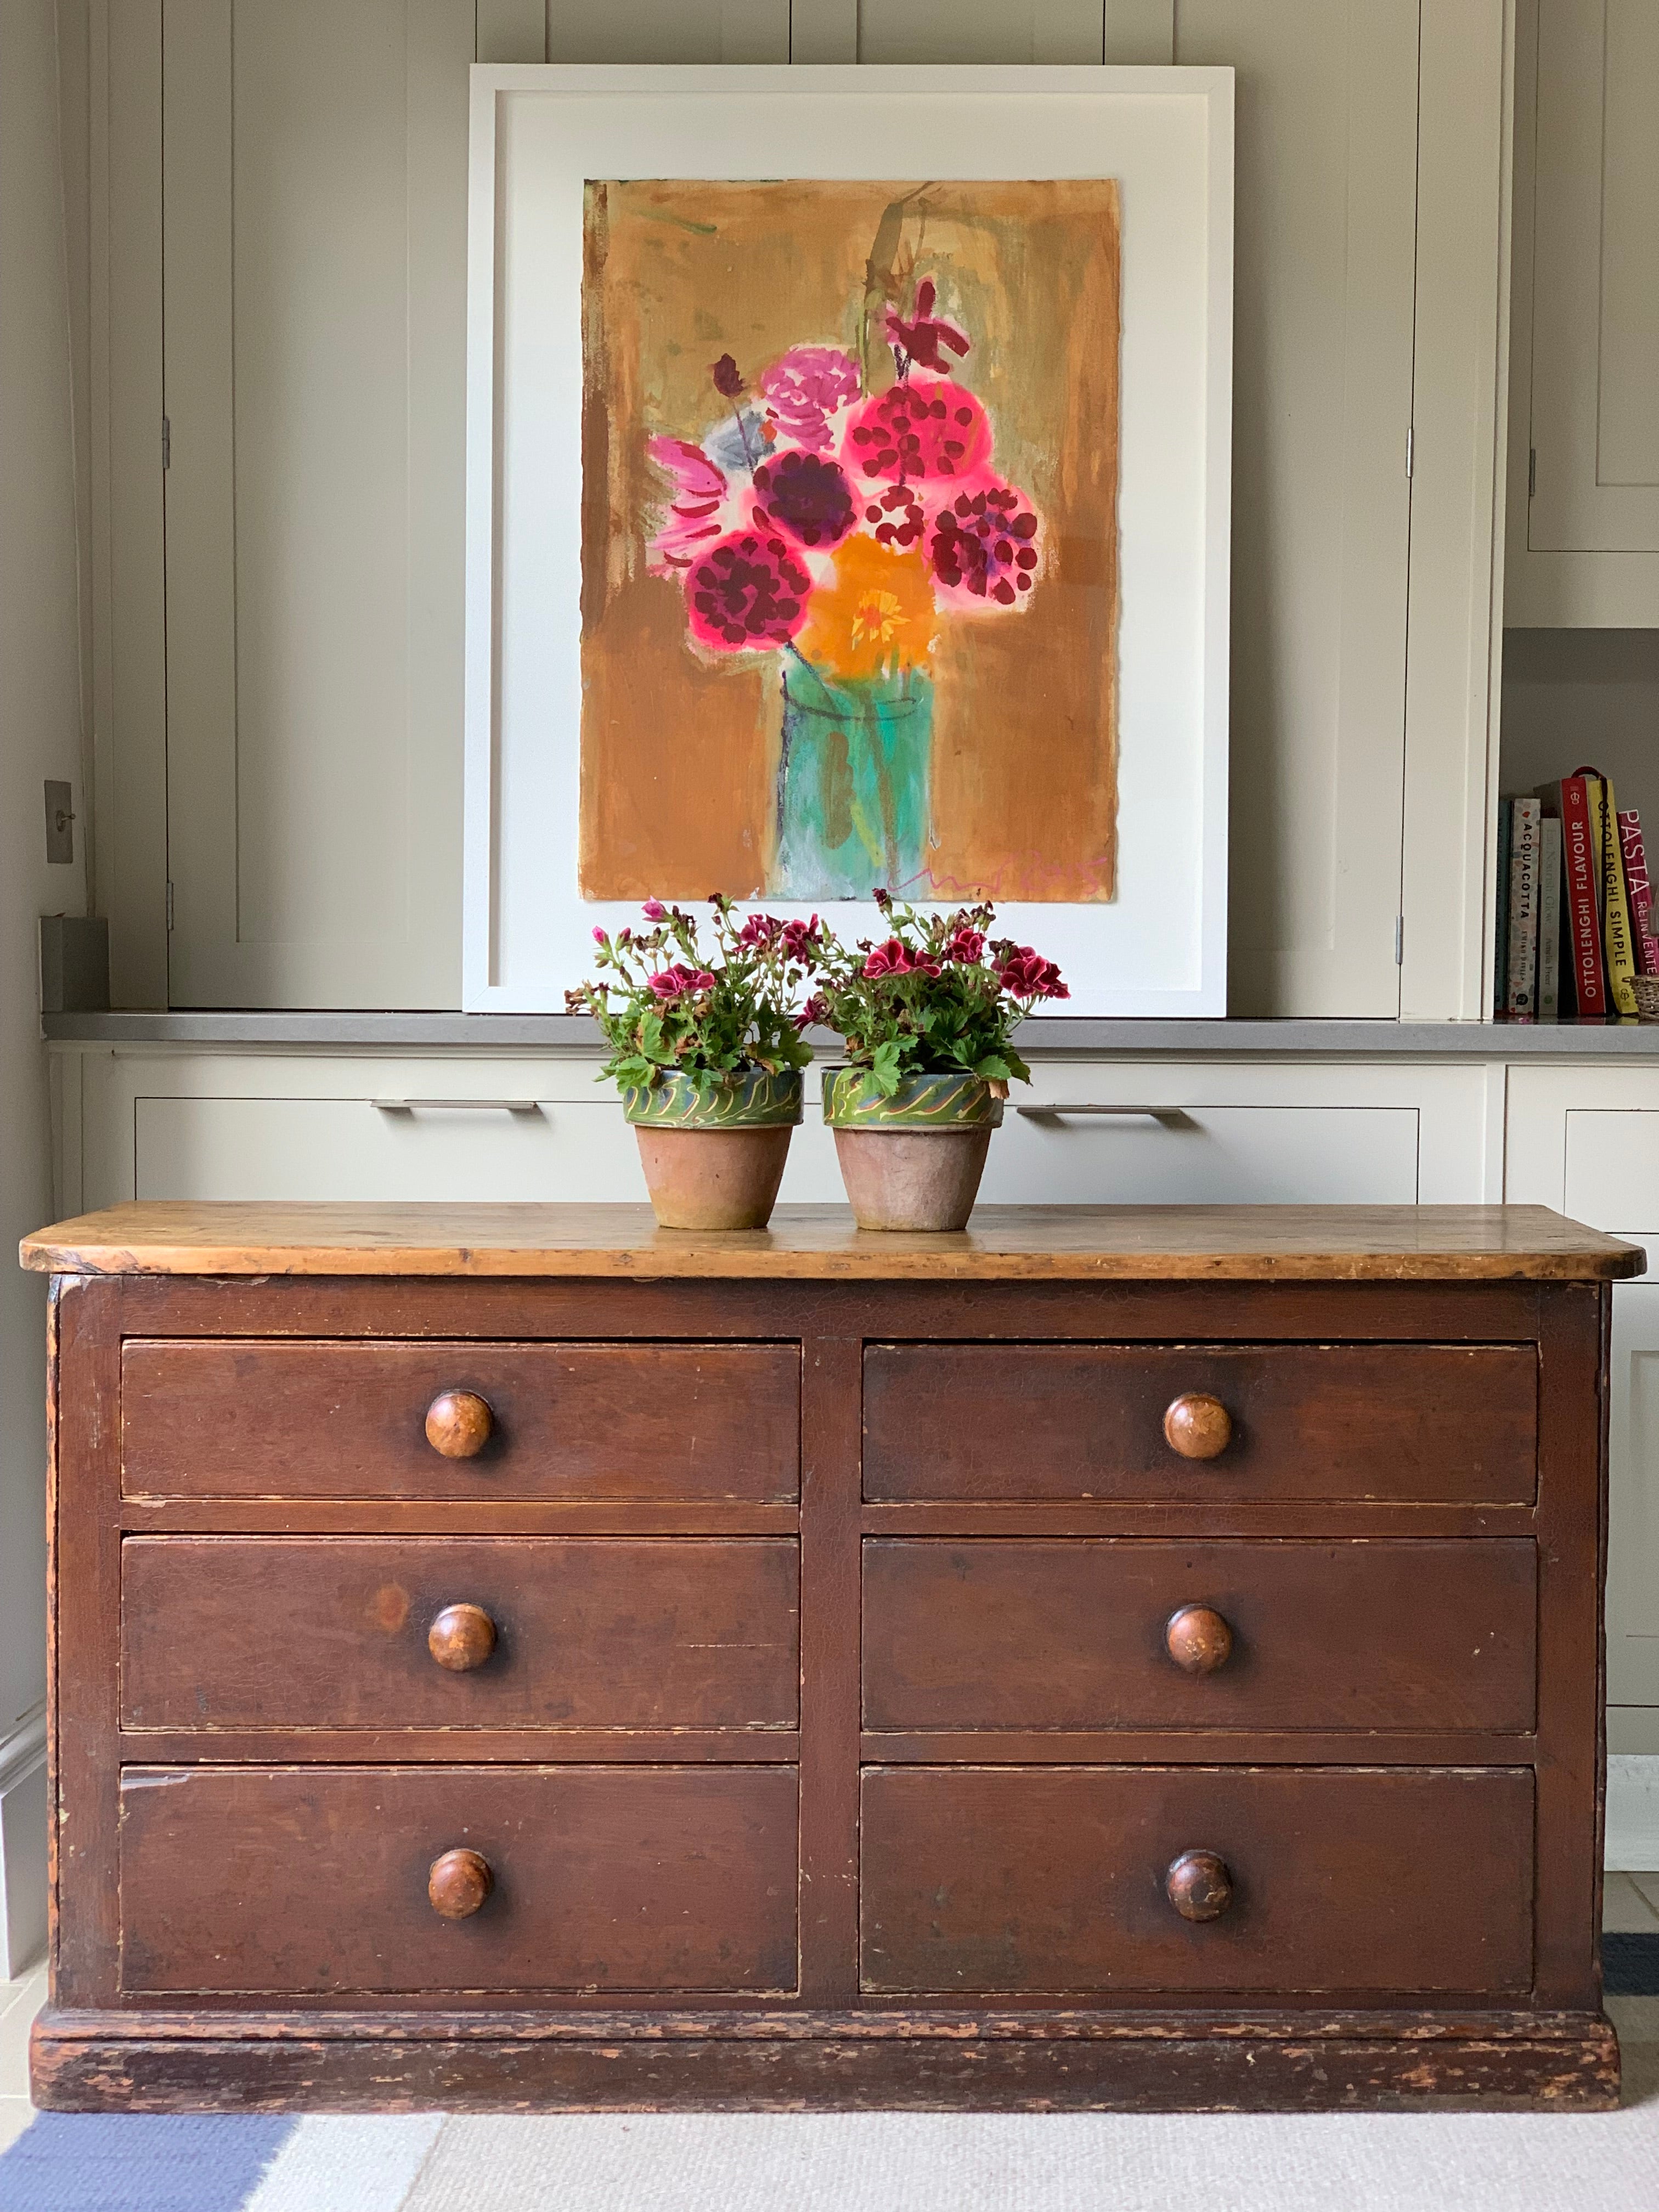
[798,535,936,682]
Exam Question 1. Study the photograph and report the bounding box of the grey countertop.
[40,1011,1659,1057]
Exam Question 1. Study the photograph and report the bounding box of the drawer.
[119,1765,798,1994]
[860,1767,1533,1995]
[862,1343,1537,1504]
[980,1102,1420,1206]
[121,1537,799,1734]
[862,1540,1537,1734]
[121,1339,799,1502]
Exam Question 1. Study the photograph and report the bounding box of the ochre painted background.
[579,179,1120,902]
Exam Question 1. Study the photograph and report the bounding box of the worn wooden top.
[17,1201,1645,1282]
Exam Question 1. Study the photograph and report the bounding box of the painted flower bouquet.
[565,897,821,1229]
[647,270,1045,898]
[806,893,1069,1230]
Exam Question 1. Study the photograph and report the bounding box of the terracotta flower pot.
[622,1069,802,1231]
[822,1067,1004,1232]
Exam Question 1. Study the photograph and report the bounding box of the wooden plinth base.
[32,2008,1622,2113]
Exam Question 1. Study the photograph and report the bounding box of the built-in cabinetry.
[63,1,1509,1018]
[1506,0,1659,625]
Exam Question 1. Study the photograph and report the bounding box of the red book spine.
[1620,810,1659,977]
[1560,780,1607,1016]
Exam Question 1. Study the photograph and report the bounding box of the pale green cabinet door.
[162,0,496,1008]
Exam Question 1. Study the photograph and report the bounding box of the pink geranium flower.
[997,947,1069,1000]
[686,532,812,651]
[862,937,940,980]
[648,963,717,999]
[943,926,985,964]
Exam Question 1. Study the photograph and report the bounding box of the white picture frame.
[464,64,1233,1017]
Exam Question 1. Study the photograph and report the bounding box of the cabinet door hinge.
[165,879,174,933]
[1528,446,1537,499]
[162,415,171,470]
[1405,425,1413,479]
[1394,915,1404,966]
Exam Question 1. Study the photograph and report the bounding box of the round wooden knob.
[425,1390,493,1459]
[1165,1604,1233,1676]
[427,1603,498,1672]
[1163,1392,1232,1460]
[1166,1849,1233,1922]
[427,1847,493,1920]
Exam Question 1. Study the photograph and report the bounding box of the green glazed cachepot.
[621,1068,803,1231]
[821,1068,1003,1233]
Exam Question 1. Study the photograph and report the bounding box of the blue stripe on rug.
[0,2114,295,2211]
[1607,1931,1659,1994]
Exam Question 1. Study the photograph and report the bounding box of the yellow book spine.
[1600,772,1639,1014]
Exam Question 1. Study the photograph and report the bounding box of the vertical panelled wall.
[80,1,1507,1014]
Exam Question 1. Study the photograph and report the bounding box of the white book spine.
[1537,815,1562,1022]
[1506,797,1542,1018]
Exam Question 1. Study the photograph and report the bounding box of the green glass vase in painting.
[773,656,933,899]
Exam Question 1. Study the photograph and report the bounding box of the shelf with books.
[1496,770,1658,1026]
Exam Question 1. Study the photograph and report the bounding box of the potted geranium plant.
[805,893,1069,1231]
[567,898,820,1230]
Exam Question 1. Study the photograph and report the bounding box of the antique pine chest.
[17,1200,1641,2111]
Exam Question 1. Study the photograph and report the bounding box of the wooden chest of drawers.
[19,1200,1641,2111]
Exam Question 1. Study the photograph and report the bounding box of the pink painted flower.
[997,946,1068,1001]
[686,532,812,651]
[648,964,718,1000]
[759,346,860,453]
[645,437,730,574]
[928,476,1042,608]
[843,376,991,486]
[751,450,855,550]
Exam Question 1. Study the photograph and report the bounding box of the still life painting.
[579,179,1122,906]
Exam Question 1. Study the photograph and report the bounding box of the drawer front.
[121,1339,799,1502]
[120,1765,799,1994]
[863,1343,1537,1504]
[980,1102,1420,1206]
[862,1540,1537,1734]
[121,1537,799,1734]
[860,1767,1533,1995]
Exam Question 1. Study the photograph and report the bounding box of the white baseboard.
[1607,1754,1659,1874]
[0,1706,46,1979]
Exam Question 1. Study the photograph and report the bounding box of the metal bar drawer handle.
[1014,1104,1192,1126]
[372,1099,542,1115]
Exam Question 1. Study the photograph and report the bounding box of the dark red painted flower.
[997,946,1068,1001]
[686,532,812,651]
[885,280,970,374]
[928,477,1041,608]
[751,450,856,550]
[861,481,927,552]
[843,376,991,486]
[710,353,746,399]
